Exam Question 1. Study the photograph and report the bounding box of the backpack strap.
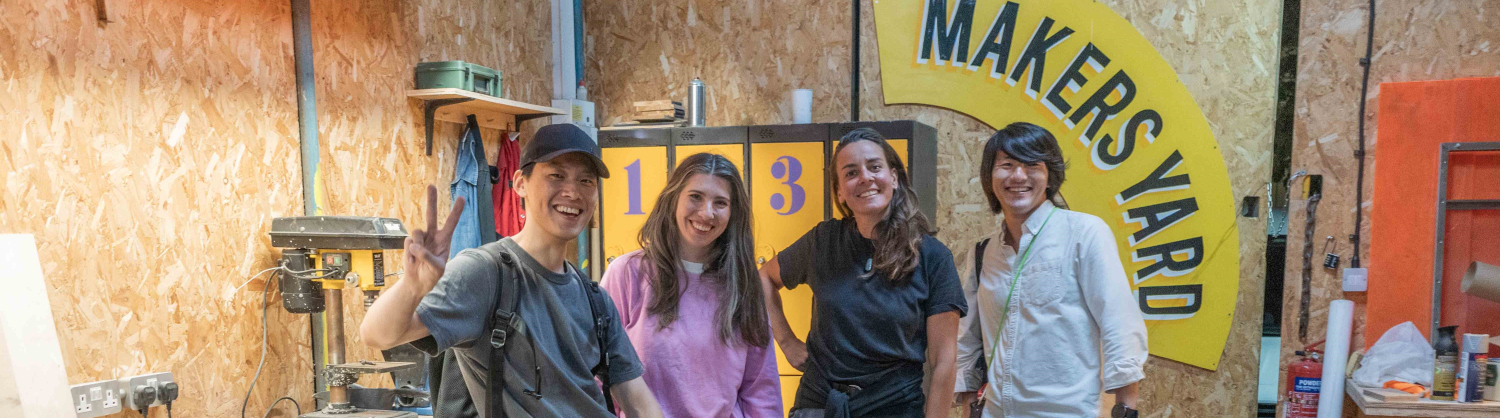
[970,238,992,380]
[477,244,618,417]
[577,268,616,413]
[972,238,991,290]
[477,244,522,418]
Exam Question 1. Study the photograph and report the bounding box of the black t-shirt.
[779,219,966,411]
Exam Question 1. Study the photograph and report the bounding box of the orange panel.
[1369,77,1500,341]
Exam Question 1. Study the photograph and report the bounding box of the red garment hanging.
[493,131,525,237]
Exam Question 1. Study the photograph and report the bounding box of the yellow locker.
[750,141,826,381]
[779,375,802,413]
[600,146,669,270]
[890,139,909,169]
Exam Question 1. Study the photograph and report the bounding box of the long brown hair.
[829,128,936,285]
[636,153,769,346]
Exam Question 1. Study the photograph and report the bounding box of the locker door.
[750,141,825,403]
[600,146,669,270]
[780,375,802,413]
[890,139,910,168]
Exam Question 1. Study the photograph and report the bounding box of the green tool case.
[414,60,502,97]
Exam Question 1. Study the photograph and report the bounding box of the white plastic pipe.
[550,0,577,100]
[1317,299,1355,418]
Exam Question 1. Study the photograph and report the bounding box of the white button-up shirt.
[954,202,1149,418]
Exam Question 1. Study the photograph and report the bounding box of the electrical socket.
[72,391,91,416]
[119,371,175,408]
[70,380,123,418]
[103,387,121,409]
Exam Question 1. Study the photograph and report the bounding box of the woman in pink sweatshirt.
[600,152,782,418]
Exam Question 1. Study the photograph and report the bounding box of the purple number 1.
[625,159,644,215]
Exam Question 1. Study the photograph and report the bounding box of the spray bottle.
[1432,325,1460,401]
[1457,333,1489,402]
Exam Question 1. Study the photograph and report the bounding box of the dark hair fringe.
[980,122,1069,214]
[829,128,936,285]
[636,153,770,347]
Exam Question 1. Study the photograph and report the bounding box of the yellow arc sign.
[874,0,1239,370]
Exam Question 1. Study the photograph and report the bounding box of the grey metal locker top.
[599,127,669,148]
[670,126,747,146]
[829,120,935,143]
[748,123,830,143]
[598,120,940,223]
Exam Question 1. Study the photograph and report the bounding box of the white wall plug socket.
[1342,267,1368,292]
[102,387,121,409]
[70,380,123,418]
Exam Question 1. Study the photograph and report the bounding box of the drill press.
[270,216,419,418]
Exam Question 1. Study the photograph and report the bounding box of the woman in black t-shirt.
[759,128,966,418]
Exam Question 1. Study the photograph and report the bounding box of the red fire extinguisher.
[1284,341,1325,418]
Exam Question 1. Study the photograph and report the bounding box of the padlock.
[1322,236,1340,269]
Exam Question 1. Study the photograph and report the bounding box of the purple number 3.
[769,156,805,215]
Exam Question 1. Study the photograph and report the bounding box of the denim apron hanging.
[449,114,499,258]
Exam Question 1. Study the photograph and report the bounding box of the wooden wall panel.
[1281,1,1500,415]
[587,0,1278,416]
[0,0,552,417]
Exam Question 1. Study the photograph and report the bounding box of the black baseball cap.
[520,124,610,178]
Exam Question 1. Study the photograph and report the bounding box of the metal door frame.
[1431,141,1500,342]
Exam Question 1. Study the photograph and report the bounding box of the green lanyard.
[987,207,1057,369]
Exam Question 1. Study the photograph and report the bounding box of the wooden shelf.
[407,88,565,155]
[1347,379,1500,417]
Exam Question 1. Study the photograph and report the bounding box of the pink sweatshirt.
[600,250,782,418]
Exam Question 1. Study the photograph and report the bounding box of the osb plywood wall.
[1279,0,1500,414]
[0,0,552,417]
[586,0,1278,416]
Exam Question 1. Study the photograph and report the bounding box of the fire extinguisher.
[1284,341,1325,418]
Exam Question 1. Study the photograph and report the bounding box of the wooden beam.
[0,235,75,418]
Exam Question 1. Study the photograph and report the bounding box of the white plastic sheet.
[1352,321,1436,388]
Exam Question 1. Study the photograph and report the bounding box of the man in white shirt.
[953,122,1149,418]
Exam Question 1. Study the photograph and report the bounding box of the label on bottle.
[1434,353,1458,400]
[1458,354,1487,402]
[1484,361,1498,401]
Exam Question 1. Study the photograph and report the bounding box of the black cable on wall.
[1351,0,1375,268]
[851,0,861,122]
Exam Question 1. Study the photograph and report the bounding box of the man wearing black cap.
[362,124,664,418]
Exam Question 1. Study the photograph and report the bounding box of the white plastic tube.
[1317,299,1355,418]
[793,89,813,124]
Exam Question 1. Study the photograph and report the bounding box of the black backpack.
[966,239,992,418]
[434,243,616,418]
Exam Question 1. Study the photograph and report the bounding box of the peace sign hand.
[405,185,466,293]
